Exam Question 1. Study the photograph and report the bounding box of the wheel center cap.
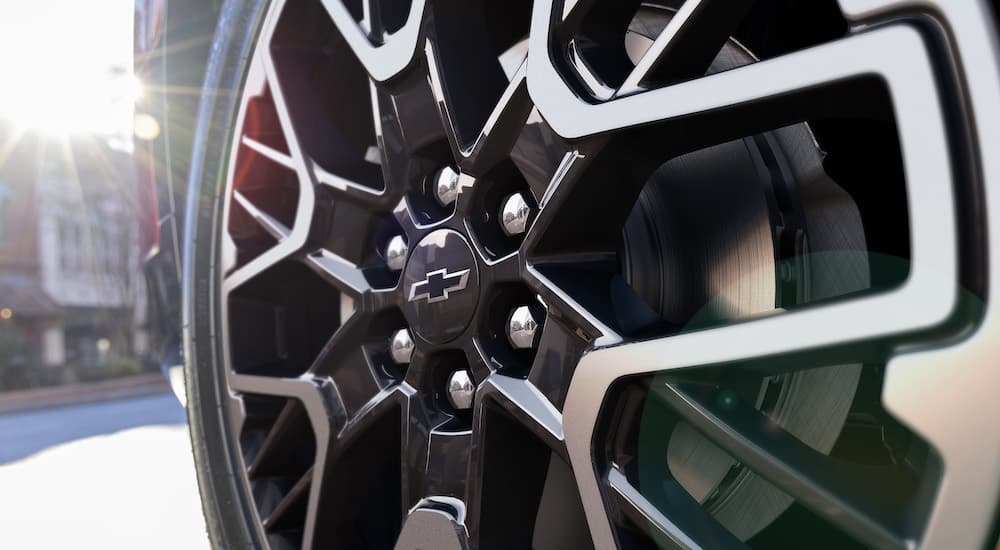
[403,229,479,344]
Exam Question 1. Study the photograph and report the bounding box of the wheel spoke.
[223,38,318,291]
[248,399,311,478]
[242,135,296,170]
[526,317,590,408]
[558,0,644,43]
[835,0,917,21]
[426,40,533,175]
[530,18,946,140]
[259,44,314,192]
[306,386,410,548]
[617,0,756,96]
[466,375,570,547]
[317,0,427,82]
[402,399,463,508]
[607,468,743,550]
[232,190,293,241]
[475,375,566,459]
[309,82,400,210]
[304,249,372,298]
[263,466,314,532]
[480,251,520,284]
[370,84,421,199]
[305,286,406,412]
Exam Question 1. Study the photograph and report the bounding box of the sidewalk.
[0,373,171,415]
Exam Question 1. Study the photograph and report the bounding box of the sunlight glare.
[0,0,136,138]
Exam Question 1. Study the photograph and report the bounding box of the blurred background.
[0,0,209,547]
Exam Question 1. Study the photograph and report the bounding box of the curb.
[0,373,172,415]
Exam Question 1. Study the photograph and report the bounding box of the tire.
[184,1,271,548]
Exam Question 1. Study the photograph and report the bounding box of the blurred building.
[0,123,148,377]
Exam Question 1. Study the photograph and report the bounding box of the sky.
[0,0,136,140]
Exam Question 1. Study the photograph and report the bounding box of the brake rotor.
[621,6,866,540]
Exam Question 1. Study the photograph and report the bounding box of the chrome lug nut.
[508,305,540,349]
[385,235,408,271]
[500,192,531,236]
[434,166,461,206]
[390,328,415,365]
[446,370,475,410]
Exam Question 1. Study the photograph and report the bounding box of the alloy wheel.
[203,0,1000,548]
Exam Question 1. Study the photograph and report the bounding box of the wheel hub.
[402,229,480,345]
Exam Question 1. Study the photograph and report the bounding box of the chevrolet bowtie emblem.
[408,268,471,304]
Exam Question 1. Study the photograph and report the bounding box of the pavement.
[0,393,210,549]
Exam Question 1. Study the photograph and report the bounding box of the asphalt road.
[0,393,210,549]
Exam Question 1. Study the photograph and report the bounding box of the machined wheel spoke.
[525,272,618,345]
[224,37,318,291]
[304,249,373,298]
[390,199,420,238]
[233,190,293,241]
[580,278,956,380]
[228,373,330,402]
[559,0,644,42]
[312,77,403,212]
[475,375,566,460]
[313,165,386,206]
[259,49,312,186]
[305,386,411,548]
[317,0,427,82]
[242,135,296,170]
[834,0,914,20]
[530,16,945,140]
[617,0,756,96]
[608,470,739,550]
[463,375,568,547]
[607,468,743,550]
[312,83,409,212]
[426,40,533,175]
[651,382,916,549]
[520,142,605,247]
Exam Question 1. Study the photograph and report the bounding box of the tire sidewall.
[182,0,271,548]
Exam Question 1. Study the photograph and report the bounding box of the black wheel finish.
[181,0,1000,549]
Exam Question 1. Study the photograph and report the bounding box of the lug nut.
[446,370,475,410]
[508,305,540,349]
[500,192,531,236]
[434,166,461,206]
[390,328,414,364]
[385,235,407,271]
